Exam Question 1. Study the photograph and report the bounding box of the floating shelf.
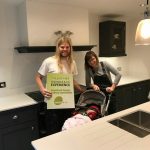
[15,45,96,53]
[100,53,127,57]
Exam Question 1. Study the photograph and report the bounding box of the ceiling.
[3,0,149,20]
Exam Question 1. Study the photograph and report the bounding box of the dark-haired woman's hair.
[84,51,99,69]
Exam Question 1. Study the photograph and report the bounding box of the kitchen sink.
[109,110,150,138]
[120,110,150,130]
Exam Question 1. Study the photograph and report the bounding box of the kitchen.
[0,0,150,150]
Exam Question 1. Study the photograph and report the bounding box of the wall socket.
[117,67,122,71]
[0,82,6,88]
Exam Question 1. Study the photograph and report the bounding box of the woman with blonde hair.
[55,36,74,73]
[35,36,85,135]
[36,36,84,97]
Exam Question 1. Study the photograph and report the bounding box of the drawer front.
[0,105,38,128]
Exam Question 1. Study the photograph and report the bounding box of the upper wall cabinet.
[99,20,126,57]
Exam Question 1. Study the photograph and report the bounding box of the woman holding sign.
[35,34,85,135]
[36,37,84,97]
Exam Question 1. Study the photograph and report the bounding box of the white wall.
[19,0,89,46]
[0,1,149,97]
[0,1,50,96]
[73,13,100,85]
[0,0,90,96]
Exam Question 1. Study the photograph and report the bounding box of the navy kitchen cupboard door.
[0,121,38,150]
[99,20,126,57]
[115,85,133,111]
[113,80,150,113]
[132,81,150,106]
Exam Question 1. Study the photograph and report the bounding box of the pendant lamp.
[135,0,150,45]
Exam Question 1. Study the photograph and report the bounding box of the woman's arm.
[104,61,121,85]
[104,61,121,92]
[106,83,116,93]
[73,80,85,93]
[85,69,100,91]
[35,73,52,97]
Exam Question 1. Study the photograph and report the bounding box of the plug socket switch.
[0,82,6,88]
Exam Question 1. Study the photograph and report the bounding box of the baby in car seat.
[62,105,100,131]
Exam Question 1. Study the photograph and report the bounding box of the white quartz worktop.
[32,102,150,150]
[114,75,149,86]
[0,94,37,112]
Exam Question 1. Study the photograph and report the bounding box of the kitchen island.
[32,101,150,150]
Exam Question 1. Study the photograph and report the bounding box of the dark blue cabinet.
[113,80,150,113]
[0,105,39,150]
[99,20,126,57]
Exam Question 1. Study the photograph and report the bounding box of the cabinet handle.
[12,115,18,120]
[39,111,46,115]
[133,89,136,91]
[32,126,35,130]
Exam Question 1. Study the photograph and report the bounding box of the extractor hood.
[15,1,96,53]
[14,45,96,53]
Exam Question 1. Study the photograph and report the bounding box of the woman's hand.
[106,87,114,93]
[35,73,52,98]
[92,84,100,91]
[40,87,52,98]
[73,79,86,93]
[106,83,116,93]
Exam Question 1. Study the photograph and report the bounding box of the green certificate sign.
[46,73,75,109]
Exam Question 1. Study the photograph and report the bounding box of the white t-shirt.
[38,56,78,76]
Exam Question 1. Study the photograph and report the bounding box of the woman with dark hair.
[84,51,121,94]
